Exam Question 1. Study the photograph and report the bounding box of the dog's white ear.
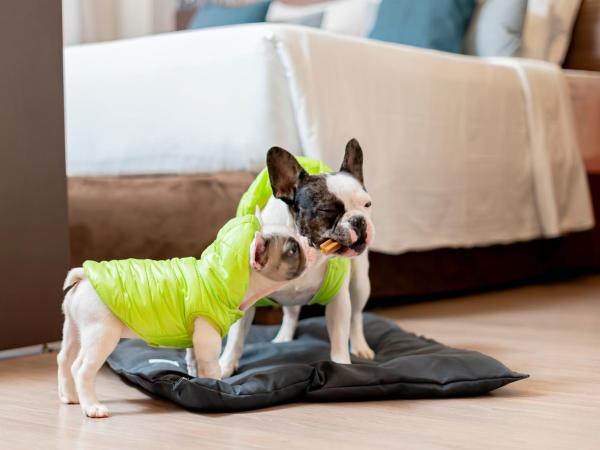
[255,205,264,227]
[250,231,267,270]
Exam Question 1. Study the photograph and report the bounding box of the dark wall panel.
[0,1,69,349]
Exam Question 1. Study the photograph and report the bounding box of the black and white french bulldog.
[220,138,375,375]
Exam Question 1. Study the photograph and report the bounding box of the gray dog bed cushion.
[106,313,527,412]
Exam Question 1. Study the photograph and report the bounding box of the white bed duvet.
[64,24,593,254]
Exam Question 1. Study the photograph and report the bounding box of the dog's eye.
[286,240,299,256]
[364,202,372,208]
[317,208,337,214]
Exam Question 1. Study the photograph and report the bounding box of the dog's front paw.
[271,334,293,344]
[330,352,351,365]
[219,359,238,378]
[272,325,297,343]
[351,343,375,360]
[58,383,79,404]
[185,348,199,377]
[186,358,198,378]
[197,366,222,380]
[83,404,110,418]
[187,363,198,378]
[59,393,79,405]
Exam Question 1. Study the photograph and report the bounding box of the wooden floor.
[1,276,599,450]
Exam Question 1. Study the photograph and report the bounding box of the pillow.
[107,313,527,412]
[267,0,331,23]
[268,9,325,29]
[520,0,582,64]
[267,0,380,37]
[283,11,324,28]
[369,0,476,54]
[321,0,381,36]
[464,0,529,57]
[188,1,271,29]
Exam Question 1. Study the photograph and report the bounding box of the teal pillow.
[188,1,271,29]
[369,0,476,54]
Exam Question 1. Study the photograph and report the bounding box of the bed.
[65,1,600,302]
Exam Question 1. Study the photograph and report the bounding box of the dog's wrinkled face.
[250,218,312,282]
[266,138,375,257]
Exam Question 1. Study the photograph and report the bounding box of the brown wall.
[0,1,70,349]
[564,0,600,71]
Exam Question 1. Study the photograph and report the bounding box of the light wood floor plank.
[1,275,599,449]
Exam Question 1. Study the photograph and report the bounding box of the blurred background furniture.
[63,0,600,329]
[564,0,600,70]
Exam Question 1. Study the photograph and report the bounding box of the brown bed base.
[68,172,600,306]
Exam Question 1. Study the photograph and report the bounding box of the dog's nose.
[349,215,366,237]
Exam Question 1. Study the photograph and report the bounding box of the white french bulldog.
[219,138,375,377]
[58,218,311,418]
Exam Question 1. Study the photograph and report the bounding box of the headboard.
[564,0,600,71]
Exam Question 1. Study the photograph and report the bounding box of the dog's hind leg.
[349,252,375,360]
[272,305,301,343]
[73,322,120,418]
[57,313,80,404]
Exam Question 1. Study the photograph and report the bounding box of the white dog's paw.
[187,363,198,378]
[330,353,351,365]
[59,393,79,405]
[351,343,375,360]
[83,404,110,418]
[198,371,222,380]
[271,334,293,344]
[219,359,238,378]
[58,384,79,404]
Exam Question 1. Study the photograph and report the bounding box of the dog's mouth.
[318,236,367,257]
[340,240,367,256]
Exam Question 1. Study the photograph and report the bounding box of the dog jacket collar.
[83,215,260,348]
[237,156,351,307]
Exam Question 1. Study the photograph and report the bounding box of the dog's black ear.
[340,138,363,184]
[267,147,307,205]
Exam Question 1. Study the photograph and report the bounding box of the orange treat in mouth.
[320,239,341,255]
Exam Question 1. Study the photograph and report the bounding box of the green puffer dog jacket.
[83,215,260,348]
[236,155,351,307]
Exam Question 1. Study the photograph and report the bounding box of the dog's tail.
[63,267,85,295]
